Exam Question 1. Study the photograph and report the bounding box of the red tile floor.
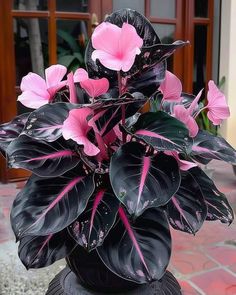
[0,161,236,294]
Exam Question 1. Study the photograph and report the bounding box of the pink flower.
[74,68,89,82]
[91,22,143,72]
[159,71,182,102]
[165,151,197,171]
[173,89,203,137]
[67,72,77,103]
[80,78,109,98]
[173,105,199,137]
[18,65,67,109]
[206,80,230,125]
[62,108,100,157]
[74,68,109,98]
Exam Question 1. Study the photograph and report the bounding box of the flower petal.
[118,23,143,72]
[91,22,143,72]
[62,108,100,156]
[187,116,199,137]
[17,90,50,109]
[173,105,189,122]
[159,71,182,102]
[206,80,230,125]
[207,111,224,126]
[47,81,67,98]
[20,73,48,98]
[73,68,89,83]
[173,105,198,137]
[92,22,121,56]
[92,50,124,71]
[120,50,138,72]
[80,78,109,98]
[188,89,203,115]
[119,23,143,54]
[45,64,67,89]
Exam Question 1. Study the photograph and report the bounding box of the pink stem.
[118,207,149,273]
[67,72,77,103]
[117,71,126,143]
[193,106,208,119]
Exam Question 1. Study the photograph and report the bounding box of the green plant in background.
[57,29,86,72]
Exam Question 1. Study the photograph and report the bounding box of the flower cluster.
[0,9,234,285]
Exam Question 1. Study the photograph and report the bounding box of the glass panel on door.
[13,0,48,10]
[152,23,175,71]
[112,0,145,15]
[152,23,175,43]
[14,18,48,85]
[150,0,176,19]
[195,0,208,18]
[193,25,207,96]
[57,20,88,72]
[56,0,89,12]
[14,17,48,114]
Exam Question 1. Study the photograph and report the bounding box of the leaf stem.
[193,106,208,119]
[117,71,127,143]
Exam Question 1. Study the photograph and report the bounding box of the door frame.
[0,0,93,182]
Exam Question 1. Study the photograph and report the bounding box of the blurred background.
[0,1,236,294]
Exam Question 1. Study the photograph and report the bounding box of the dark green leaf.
[7,135,80,177]
[189,167,234,224]
[97,207,171,283]
[132,111,192,153]
[11,167,95,238]
[166,171,207,234]
[192,130,236,164]
[110,142,180,216]
[0,113,29,156]
[68,188,119,251]
[22,103,78,142]
[18,228,76,269]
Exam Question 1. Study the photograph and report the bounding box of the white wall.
[220,0,236,148]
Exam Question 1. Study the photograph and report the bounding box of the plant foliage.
[0,8,234,285]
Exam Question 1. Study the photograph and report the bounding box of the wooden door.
[0,0,96,182]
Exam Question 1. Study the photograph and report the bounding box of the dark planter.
[46,247,182,295]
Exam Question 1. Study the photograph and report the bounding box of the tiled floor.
[170,161,236,294]
[0,161,236,294]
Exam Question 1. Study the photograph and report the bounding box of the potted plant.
[0,9,235,295]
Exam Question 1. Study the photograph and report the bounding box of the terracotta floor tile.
[171,250,217,275]
[191,269,236,295]
[229,263,236,274]
[171,222,236,253]
[180,280,202,295]
[206,246,236,267]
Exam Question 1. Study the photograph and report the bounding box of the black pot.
[66,247,139,293]
[46,247,182,295]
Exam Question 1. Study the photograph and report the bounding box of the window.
[0,0,92,182]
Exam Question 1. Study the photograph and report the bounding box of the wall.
[220,0,236,148]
